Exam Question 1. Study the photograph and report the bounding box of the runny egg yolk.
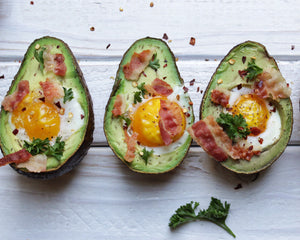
[131,97,186,147]
[11,92,60,140]
[231,94,269,134]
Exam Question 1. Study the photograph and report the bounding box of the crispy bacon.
[188,115,261,162]
[54,54,67,76]
[112,94,125,117]
[0,149,32,167]
[210,87,230,107]
[144,78,173,97]
[254,69,291,100]
[123,49,154,81]
[17,154,47,172]
[2,80,30,112]
[40,78,64,103]
[44,47,67,76]
[124,131,138,162]
[159,99,184,146]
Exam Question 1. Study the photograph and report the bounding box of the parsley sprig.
[216,113,250,141]
[63,87,74,103]
[140,148,154,165]
[119,113,131,127]
[23,137,65,161]
[133,82,147,104]
[148,53,160,71]
[34,47,46,72]
[169,197,236,238]
[245,59,263,81]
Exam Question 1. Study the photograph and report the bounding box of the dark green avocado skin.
[1,36,94,179]
[200,41,293,174]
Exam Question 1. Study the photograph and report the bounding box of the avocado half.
[0,36,94,179]
[200,41,293,174]
[104,37,194,174]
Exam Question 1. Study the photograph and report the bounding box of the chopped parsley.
[140,148,154,165]
[119,114,131,127]
[245,59,263,81]
[63,87,74,103]
[216,113,250,141]
[169,197,235,238]
[34,46,46,72]
[23,136,65,161]
[133,82,147,104]
[148,53,160,71]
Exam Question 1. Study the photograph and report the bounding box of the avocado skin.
[200,41,293,174]
[104,37,194,174]
[0,36,94,179]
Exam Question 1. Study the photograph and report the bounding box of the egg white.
[226,86,281,150]
[8,89,85,144]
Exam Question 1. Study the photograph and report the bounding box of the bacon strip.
[144,78,173,97]
[210,87,230,107]
[0,149,32,167]
[54,54,67,76]
[17,154,47,173]
[112,94,125,117]
[2,80,30,112]
[159,99,184,146]
[123,49,154,81]
[124,131,138,162]
[40,78,64,103]
[254,69,291,100]
[188,116,260,162]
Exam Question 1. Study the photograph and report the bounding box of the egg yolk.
[131,97,185,147]
[231,94,269,134]
[11,92,60,140]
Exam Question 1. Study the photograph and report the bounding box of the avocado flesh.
[200,41,293,174]
[104,37,194,173]
[0,36,94,178]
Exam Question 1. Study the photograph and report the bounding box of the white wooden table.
[0,1,299,239]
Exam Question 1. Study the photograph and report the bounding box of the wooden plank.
[1,60,299,145]
[0,146,299,240]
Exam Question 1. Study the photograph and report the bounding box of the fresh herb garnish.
[217,113,250,141]
[34,47,46,72]
[23,137,65,161]
[149,53,160,70]
[140,148,154,165]
[169,197,236,238]
[133,82,147,104]
[63,87,74,103]
[245,59,263,81]
[119,114,131,127]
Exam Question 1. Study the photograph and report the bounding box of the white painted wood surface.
[0,1,299,239]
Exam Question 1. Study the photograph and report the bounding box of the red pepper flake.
[162,33,168,40]
[238,70,248,79]
[163,63,167,68]
[237,126,244,131]
[250,127,261,136]
[287,83,289,87]
[90,27,95,31]
[226,107,233,111]
[197,87,200,92]
[12,129,19,135]
[270,107,276,113]
[268,102,273,106]
[200,90,203,94]
[189,37,196,46]
[80,114,85,119]
[22,107,26,112]
[183,86,189,93]
[291,45,295,50]
[189,101,193,106]
[106,44,111,49]
[205,59,209,61]
[142,71,147,77]
[163,76,167,80]
[258,137,264,144]
[237,84,243,90]
[57,45,60,49]
[30,1,34,5]
[185,112,190,117]
[0,74,4,79]
[55,101,62,109]
[242,56,246,64]
[248,145,253,151]
[189,79,195,86]
[39,97,45,102]
[234,183,242,190]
